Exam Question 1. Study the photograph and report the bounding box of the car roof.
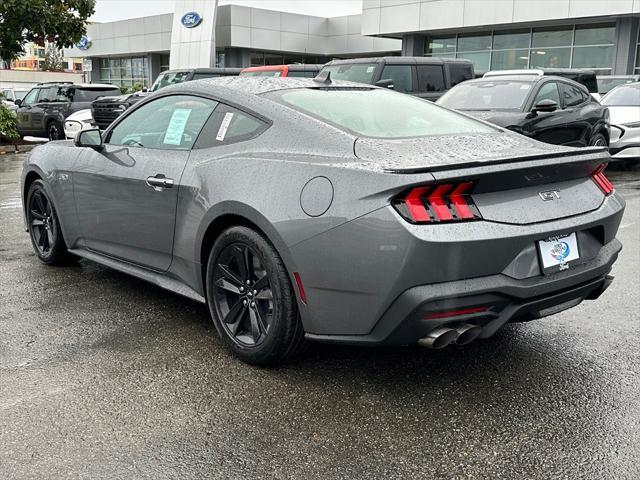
[241,64,324,72]
[163,76,375,97]
[325,56,472,66]
[35,83,117,89]
[462,75,590,92]
[465,75,542,83]
[160,68,242,74]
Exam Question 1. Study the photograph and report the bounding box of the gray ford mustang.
[21,77,624,365]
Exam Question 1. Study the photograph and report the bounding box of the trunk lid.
[354,132,611,225]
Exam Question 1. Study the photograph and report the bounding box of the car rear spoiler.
[382,146,609,174]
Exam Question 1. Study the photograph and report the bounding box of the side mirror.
[75,128,104,151]
[142,87,148,93]
[14,99,21,107]
[532,99,558,114]
[375,78,394,89]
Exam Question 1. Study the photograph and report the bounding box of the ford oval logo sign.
[181,12,203,28]
[76,35,92,50]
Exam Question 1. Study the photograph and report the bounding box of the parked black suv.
[437,75,610,147]
[15,83,121,140]
[91,67,242,130]
[320,57,474,101]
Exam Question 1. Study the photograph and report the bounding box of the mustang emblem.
[539,190,560,201]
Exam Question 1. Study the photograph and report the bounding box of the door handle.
[146,174,174,190]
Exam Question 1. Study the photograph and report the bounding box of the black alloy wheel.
[28,187,56,256]
[212,243,274,346]
[590,133,608,148]
[26,180,75,265]
[206,226,306,365]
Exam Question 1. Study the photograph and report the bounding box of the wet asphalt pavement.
[1,153,639,479]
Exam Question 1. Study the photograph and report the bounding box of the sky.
[91,0,363,22]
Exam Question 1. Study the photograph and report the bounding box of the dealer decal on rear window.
[216,112,234,141]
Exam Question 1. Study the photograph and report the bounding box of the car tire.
[206,226,306,365]
[47,120,63,141]
[589,132,608,148]
[26,180,76,266]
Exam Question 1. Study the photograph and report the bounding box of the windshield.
[597,77,635,95]
[273,88,495,138]
[438,80,532,111]
[601,84,640,107]
[320,64,376,84]
[150,71,191,92]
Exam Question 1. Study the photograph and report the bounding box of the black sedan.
[437,75,609,147]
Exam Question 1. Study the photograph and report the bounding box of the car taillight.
[591,164,614,196]
[393,182,482,224]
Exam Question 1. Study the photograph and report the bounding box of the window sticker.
[163,108,192,145]
[216,112,235,141]
[366,66,375,73]
[520,84,531,90]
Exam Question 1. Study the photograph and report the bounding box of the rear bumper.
[306,238,621,346]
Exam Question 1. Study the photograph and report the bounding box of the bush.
[132,82,143,92]
[120,86,130,94]
[0,104,20,144]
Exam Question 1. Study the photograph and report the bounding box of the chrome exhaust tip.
[454,324,482,346]
[418,327,458,349]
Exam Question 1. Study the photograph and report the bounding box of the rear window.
[74,88,120,102]
[287,70,317,78]
[273,88,494,138]
[438,80,533,110]
[320,64,376,84]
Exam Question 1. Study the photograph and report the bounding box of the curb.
[0,144,40,154]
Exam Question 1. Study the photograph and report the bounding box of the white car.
[601,82,640,163]
[64,109,94,140]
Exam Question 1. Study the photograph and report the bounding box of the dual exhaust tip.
[417,324,482,349]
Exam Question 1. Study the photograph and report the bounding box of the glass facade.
[635,29,640,74]
[426,23,616,74]
[99,56,150,88]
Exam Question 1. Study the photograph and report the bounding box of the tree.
[42,44,65,72]
[0,0,95,67]
[0,104,20,144]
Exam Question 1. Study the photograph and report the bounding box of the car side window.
[55,87,72,102]
[533,82,560,107]
[107,95,218,150]
[194,103,269,149]
[2,89,14,101]
[448,64,473,88]
[21,89,39,106]
[37,87,57,103]
[560,83,586,107]
[416,65,446,92]
[380,65,413,93]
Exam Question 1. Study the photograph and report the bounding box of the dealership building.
[64,0,640,89]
